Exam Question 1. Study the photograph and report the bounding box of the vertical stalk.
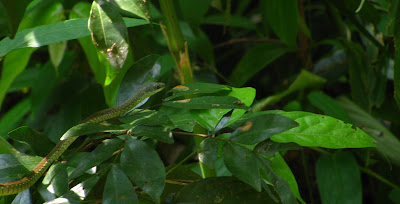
[159,0,193,83]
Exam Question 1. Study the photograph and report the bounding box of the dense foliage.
[0,0,399,203]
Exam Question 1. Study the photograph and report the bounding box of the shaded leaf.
[229,43,290,87]
[223,142,262,191]
[229,114,298,145]
[131,125,173,144]
[69,139,122,179]
[316,151,361,204]
[271,111,376,148]
[254,140,301,157]
[269,153,305,204]
[8,126,54,156]
[159,106,195,132]
[120,138,165,203]
[202,14,256,29]
[103,165,138,204]
[0,0,32,39]
[0,98,31,139]
[173,177,276,204]
[0,154,42,181]
[263,0,298,47]
[198,138,219,169]
[40,163,68,197]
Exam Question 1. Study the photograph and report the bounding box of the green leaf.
[0,0,32,39]
[8,126,54,156]
[254,140,301,157]
[394,0,400,107]
[0,137,16,154]
[159,106,195,132]
[390,189,400,204]
[70,2,105,84]
[131,125,173,144]
[69,139,122,179]
[307,91,352,124]
[263,0,298,47]
[163,96,248,109]
[173,177,276,203]
[258,156,298,204]
[336,97,400,165]
[252,69,326,112]
[89,0,129,84]
[0,98,31,138]
[223,142,262,191]
[316,151,362,204]
[117,55,162,105]
[103,165,138,204]
[270,153,305,204]
[40,163,68,197]
[180,0,211,25]
[165,82,230,101]
[0,154,42,181]
[61,123,124,140]
[271,111,376,148]
[229,43,290,87]
[202,14,256,29]
[198,138,219,169]
[120,138,165,203]
[190,87,255,131]
[229,114,298,145]
[113,0,151,22]
[120,110,173,127]
[48,41,67,69]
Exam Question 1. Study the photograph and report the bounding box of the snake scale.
[0,81,165,196]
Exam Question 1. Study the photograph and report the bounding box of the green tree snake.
[0,81,165,196]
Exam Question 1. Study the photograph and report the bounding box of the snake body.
[0,81,165,196]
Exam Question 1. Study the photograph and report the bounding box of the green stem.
[193,125,216,178]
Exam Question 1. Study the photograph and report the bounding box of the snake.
[0,81,165,196]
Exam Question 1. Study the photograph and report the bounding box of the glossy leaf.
[120,110,173,127]
[61,123,124,140]
[307,91,352,124]
[223,142,262,191]
[229,43,290,86]
[316,151,362,204]
[164,96,248,109]
[89,0,129,83]
[130,125,173,144]
[0,137,16,155]
[0,18,148,58]
[173,177,276,203]
[113,0,151,22]
[103,165,138,204]
[191,87,255,131]
[159,106,195,132]
[48,41,67,69]
[263,0,298,47]
[120,138,165,203]
[69,139,122,179]
[8,126,54,156]
[198,138,219,169]
[0,0,31,39]
[270,111,376,148]
[0,154,42,181]
[229,114,298,145]
[165,82,230,101]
